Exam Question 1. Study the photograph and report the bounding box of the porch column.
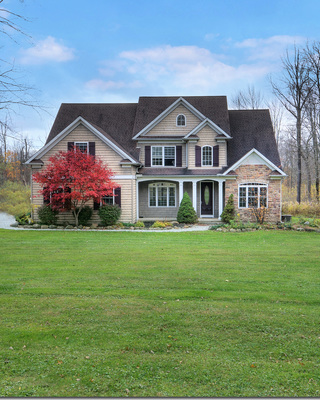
[136,180,139,221]
[218,180,224,220]
[179,181,184,205]
[192,181,197,212]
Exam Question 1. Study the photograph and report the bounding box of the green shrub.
[98,204,121,226]
[134,220,145,228]
[0,181,30,215]
[37,205,59,225]
[76,206,93,226]
[177,192,197,224]
[151,220,173,228]
[15,212,31,225]
[220,194,235,223]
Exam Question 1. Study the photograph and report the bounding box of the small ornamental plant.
[37,205,59,225]
[250,206,268,224]
[98,204,121,226]
[220,194,235,223]
[177,192,198,224]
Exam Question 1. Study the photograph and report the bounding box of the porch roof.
[138,167,227,176]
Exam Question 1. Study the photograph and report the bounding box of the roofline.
[222,148,287,176]
[132,97,207,139]
[25,116,139,165]
[183,118,232,139]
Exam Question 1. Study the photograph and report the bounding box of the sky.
[3,0,320,149]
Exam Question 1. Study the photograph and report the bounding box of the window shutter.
[195,145,201,167]
[64,187,72,210]
[114,187,121,207]
[176,146,182,167]
[93,199,100,210]
[145,146,151,167]
[89,142,95,157]
[67,142,74,151]
[213,145,219,167]
[43,188,50,205]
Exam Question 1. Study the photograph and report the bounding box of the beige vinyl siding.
[188,126,227,169]
[146,105,201,136]
[139,142,186,167]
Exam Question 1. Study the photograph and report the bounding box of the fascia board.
[222,148,286,176]
[26,116,137,165]
[132,97,206,139]
[184,118,232,139]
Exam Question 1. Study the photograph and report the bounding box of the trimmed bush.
[134,220,145,228]
[220,194,235,223]
[151,221,173,228]
[76,206,93,226]
[177,192,198,224]
[37,205,59,225]
[98,204,121,226]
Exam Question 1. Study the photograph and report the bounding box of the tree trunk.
[296,109,302,203]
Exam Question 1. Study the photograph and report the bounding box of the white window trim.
[176,114,186,127]
[148,182,176,207]
[100,189,115,206]
[74,141,89,154]
[151,146,176,167]
[201,145,213,167]
[238,183,268,208]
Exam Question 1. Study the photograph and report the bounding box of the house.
[26,96,286,224]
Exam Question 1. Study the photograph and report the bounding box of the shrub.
[151,220,173,228]
[177,192,197,224]
[37,205,59,225]
[220,194,235,223]
[15,212,31,225]
[250,206,268,224]
[282,201,320,217]
[76,206,93,226]
[0,181,30,216]
[134,220,145,228]
[98,204,121,226]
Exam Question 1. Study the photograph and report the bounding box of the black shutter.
[64,187,71,210]
[114,187,121,208]
[213,145,219,167]
[93,199,100,210]
[145,146,151,167]
[195,145,201,167]
[67,142,74,151]
[176,146,182,167]
[43,187,50,205]
[89,142,95,157]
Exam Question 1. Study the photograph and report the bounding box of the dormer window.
[202,146,213,166]
[176,114,186,126]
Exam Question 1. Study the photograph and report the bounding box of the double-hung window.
[151,146,176,167]
[202,146,213,166]
[239,183,268,208]
[149,183,176,207]
[75,142,88,154]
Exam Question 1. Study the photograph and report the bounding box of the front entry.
[201,182,213,216]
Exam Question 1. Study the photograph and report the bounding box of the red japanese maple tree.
[33,148,117,227]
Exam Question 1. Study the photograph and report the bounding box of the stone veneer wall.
[224,165,282,222]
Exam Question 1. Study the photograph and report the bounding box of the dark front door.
[201,182,213,216]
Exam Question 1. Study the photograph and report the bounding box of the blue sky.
[3,0,320,148]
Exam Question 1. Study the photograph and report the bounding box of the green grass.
[0,229,319,397]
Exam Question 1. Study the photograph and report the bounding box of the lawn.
[0,229,319,397]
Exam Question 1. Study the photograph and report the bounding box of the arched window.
[202,146,212,166]
[176,114,186,126]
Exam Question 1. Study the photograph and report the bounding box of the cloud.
[86,79,142,91]
[235,35,306,60]
[20,36,75,65]
[204,33,220,42]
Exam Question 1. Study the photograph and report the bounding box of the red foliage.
[33,148,117,224]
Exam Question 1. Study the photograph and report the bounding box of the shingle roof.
[228,109,281,167]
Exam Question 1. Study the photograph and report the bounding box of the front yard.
[0,229,319,397]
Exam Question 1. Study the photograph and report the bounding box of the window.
[151,146,176,167]
[101,195,114,205]
[202,146,213,166]
[75,142,88,153]
[148,183,176,207]
[176,114,186,126]
[239,183,268,208]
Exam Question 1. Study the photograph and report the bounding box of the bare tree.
[266,99,284,146]
[270,46,314,203]
[231,85,265,109]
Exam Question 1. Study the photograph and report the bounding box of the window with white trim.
[151,146,176,167]
[149,182,176,207]
[75,142,88,153]
[202,146,213,166]
[176,114,186,126]
[239,183,268,208]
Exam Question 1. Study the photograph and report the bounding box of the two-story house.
[26,96,286,224]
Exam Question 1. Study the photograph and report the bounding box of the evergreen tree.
[177,192,198,224]
[220,194,235,223]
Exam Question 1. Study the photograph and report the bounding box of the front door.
[201,182,213,216]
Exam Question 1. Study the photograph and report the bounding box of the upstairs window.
[202,146,213,166]
[239,183,268,208]
[75,142,88,154]
[151,146,176,167]
[176,114,186,126]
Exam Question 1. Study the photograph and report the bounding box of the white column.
[179,181,184,205]
[218,180,224,220]
[192,181,197,212]
[136,180,139,221]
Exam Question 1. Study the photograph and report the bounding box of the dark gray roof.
[45,97,280,169]
[228,109,281,167]
[138,167,226,176]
